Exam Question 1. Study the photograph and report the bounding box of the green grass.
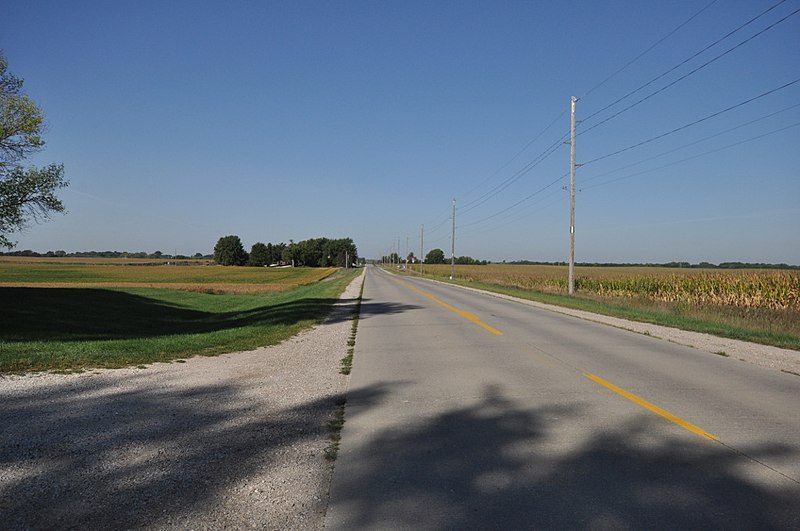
[340,277,364,375]
[394,269,800,351]
[324,396,347,461]
[0,268,360,373]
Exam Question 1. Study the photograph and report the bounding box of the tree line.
[0,249,210,259]
[504,260,800,270]
[214,235,358,267]
[380,248,488,266]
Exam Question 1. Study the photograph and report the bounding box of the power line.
[459,172,569,229]
[460,132,568,215]
[467,189,566,235]
[583,120,800,191]
[581,1,798,135]
[582,0,720,98]
[581,101,800,185]
[582,77,800,166]
[461,109,568,200]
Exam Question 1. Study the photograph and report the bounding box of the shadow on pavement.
[329,384,800,529]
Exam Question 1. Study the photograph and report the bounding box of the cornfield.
[414,264,800,311]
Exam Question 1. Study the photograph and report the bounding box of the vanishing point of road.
[326,265,800,529]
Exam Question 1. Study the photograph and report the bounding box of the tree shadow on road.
[328,384,800,529]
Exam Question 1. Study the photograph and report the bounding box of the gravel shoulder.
[0,268,365,530]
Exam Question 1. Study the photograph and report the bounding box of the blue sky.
[2,0,799,263]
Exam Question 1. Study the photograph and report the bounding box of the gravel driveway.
[2,267,797,529]
[0,269,365,530]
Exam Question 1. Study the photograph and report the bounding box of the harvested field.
[0,260,335,293]
[0,282,290,294]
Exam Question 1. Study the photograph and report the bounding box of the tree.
[214,235,248,266]
[425,248,445,264]
[1,52,68,248]
[249,242,270,267]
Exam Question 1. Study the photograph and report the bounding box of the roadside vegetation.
[0,259,360,373]
[395,263,800,351]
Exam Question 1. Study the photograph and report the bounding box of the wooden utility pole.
[420,224,424,275]
[450,198,456,280]
[569,96,577,295]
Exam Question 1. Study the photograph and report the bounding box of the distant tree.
[214,235,248,266]
[249,242,269,267]
[425,248,445,264]
[193,252,204,259]
[0,52,68,249]
[273,242,286,263]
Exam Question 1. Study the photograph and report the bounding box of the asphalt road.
[326,265,800,530]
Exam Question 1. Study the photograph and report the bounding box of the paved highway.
[326,265,800,529]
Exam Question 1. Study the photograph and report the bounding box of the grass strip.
[324,396,347,462]
[340,276,364,375]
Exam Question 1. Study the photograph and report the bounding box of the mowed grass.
[0,260,359,373]
[402,264,800,350]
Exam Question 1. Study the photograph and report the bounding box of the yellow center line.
[585,373,718,441]
[393,278,503,336]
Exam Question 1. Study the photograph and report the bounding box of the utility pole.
[450,198,456,280]
[569,95,577,295]
[420,224,424,276]
[398,237,401,269]
[406,234,409,270]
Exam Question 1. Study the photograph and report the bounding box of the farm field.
[400,263,800,350]
[0,258,360,373]
[0,256,333,293]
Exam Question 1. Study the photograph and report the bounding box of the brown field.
[0,258,336,294]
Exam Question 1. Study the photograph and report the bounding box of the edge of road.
[376,266,800,376]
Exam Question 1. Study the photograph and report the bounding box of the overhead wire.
[457,1,787,231]
[393,2,798,257]
[582,0,720,98]
[459,132,568,215]
[583,120,800,191]
[581,0,792,127]
[581,101,800,185]
[582,77,800,166]
[461,108,568,200]
[459,172,569,229]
